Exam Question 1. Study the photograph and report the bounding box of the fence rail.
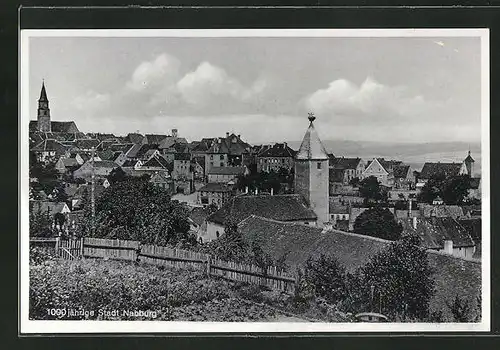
[46,237,296,293]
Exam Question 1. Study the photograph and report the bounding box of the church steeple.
[37,80,51,132]
[464,150,475,176]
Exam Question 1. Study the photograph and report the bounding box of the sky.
[28,35,483,144]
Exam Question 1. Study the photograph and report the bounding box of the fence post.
[206,254,211,277]
[80,237,84,259]
[55,237,60,257]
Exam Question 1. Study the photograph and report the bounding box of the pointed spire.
[296,113,329,160]
[39,80,48,101]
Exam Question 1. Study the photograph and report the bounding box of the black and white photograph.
[20,28,490,333]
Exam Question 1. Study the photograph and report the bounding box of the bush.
[353,207,403,241]
[304,254,348,305]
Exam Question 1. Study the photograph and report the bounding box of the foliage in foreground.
[29,256,278,321]
[353,207,403,241]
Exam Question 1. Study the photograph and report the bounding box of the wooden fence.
[50,237,296,293]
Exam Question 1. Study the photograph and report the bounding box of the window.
[220,162,224,167]
[317,162,322,169]
[220,155,224,160]
[216,231,220,238]
[210,155,213,160]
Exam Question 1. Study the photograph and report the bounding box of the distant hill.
[286,140,482,175]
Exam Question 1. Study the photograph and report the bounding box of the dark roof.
[92,160,119,169]
[208,166,247,176]
[141,156,169,169]
[329,157,362,170]
[122,159,139,168]
[399,217,475,249]
[74,138,101,150]
[50,121,79,133]
[376,158,402,172]
[39,82,48,101]
[464,152,475,163]
[258,143,296,158]
[31,139,67,153]
[208,194,317,225]
[207,134,251,156]
[198,183,234,193]
[420,162,464,179]
[191,138,217,153]
[125,133,144,144]
[134,144,159,159]
[238,215,481,321]
[174,153,191,161]
[144,134,168,144]
[393,165,411,179]
[420,204,464,218]
[159,136,189,150]
[329,168,346,183]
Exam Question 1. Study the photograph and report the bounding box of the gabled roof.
[141,156,169,169]
[398,217,475,249]
[296,116,329,160]
[208,194,317,226]
[122,159,139,168]
[330,156,362,170]
[74,138,101,150]
[91,160,119,169]
[39,81,48,101]
[420,162,464,180]
[258,143,296,158]
[149,171,171,183]
[61,158,80,168]
[377,158,403,172]
[134,144,159,159]
[393,164,411,179]
[207,134,251,156]
[198,182,234,193]
[364,158,389,176]
[420,204,464,218]
[464,151,475,163]
[174,153,191,161]
[207,166,247,176]
[159,136,189,150]
[469,177,481,189]
[238,215,481,321]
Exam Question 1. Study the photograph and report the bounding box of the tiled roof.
[207,134,251,156]
[296,118,329,160]
[258,143,296,158]
[31,139,67,153]
[420,162,464,179]
[144,134,168,145]
[393,165,411,179]
[377,158,403,172]
[134,144,159,159]
[398,217,475,249]
[464,152,475,163]
[91,160,119,169]
[62,158,80,167]
[48,121,79,133]
[208,166,247,176]
[159,137,189,150]
[238,215,481,321]
[125,133,144,144]
[121,159,139,168]
[420,204,464,218]
[174,153,191,161]
[208,194,317,225]
[74,138,101,150]
[198,182,234,193]
[142,156,169,169]
[149,171,171,183]
[330,157,362,170]
[31,200,69,214]
[106,143,134,154]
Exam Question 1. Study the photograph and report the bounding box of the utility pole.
[91,146,96,235]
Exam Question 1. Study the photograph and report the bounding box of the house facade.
[207,166,248,184]
[256,142,296,173]
[197,183,235,208]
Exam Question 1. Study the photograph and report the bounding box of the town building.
[329,156,365,185]
[73,160,118,180]
[416,161,468,190]
[149,172,174,192]
[197,182,235,208]
[207,166,248,184]
[294,114,330,226]
[205,133,252,172]
[256,142,296,173]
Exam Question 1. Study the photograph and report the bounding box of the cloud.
[305,77,429,124]
[177,62,267,107]
[126,53,181,92]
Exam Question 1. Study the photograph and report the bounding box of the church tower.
[464,150,475,176]
[37,81,51,132]
[294,113,330,226]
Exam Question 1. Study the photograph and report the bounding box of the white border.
[20,28,490,334]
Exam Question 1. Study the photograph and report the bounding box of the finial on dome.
[308,112,316,123]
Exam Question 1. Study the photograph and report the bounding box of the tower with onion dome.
[294,113,330,226]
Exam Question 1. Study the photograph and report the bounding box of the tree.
[304,254,348,305]
[353,207,403,241]
[349,177,360,187]
[83,179,194,246]
[358,176,385,204]
[346,239,435,320]
[418,175,472,205]
[107,167,128,184]
[209,219,249,262]
[447,295,473,322]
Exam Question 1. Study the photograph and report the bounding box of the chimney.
[238,134,241,139]
[271,187,274,196]
[443,240,453,255]
[226,132,230,138]
[245,186,248,194]
[172,129,178,138]
[412,216,417,230]
[284,142,287,148]
[408,198,412,217]
[255,187,258,195]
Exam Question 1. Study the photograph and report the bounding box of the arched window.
[216,231,220,238]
